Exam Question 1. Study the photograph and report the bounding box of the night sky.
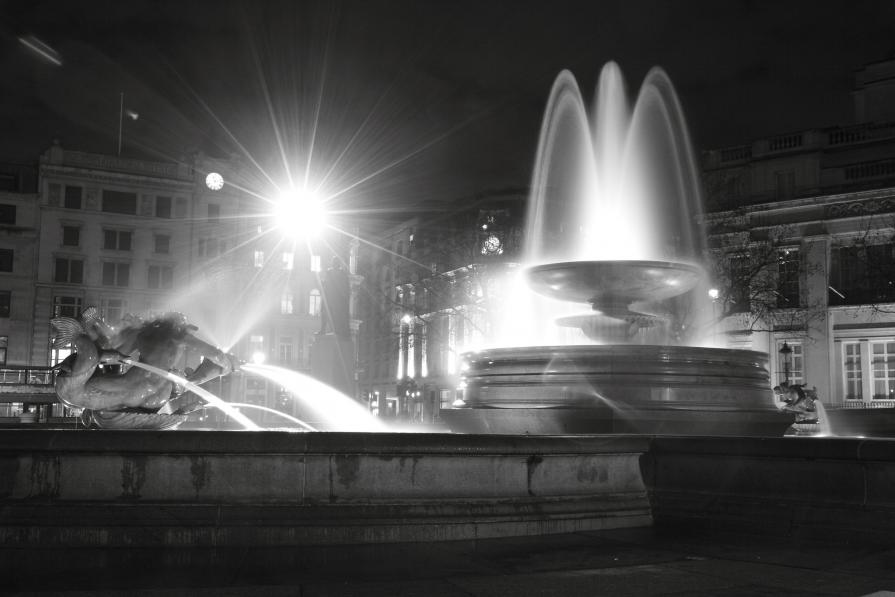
[3,0,895,216]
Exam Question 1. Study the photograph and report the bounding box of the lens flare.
[274,187,328,240]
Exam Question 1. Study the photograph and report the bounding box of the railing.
[829,400,895,409]
[0,367,55,386]
[843,159,895,181]
[828,122,895,146]
[768,133,804,152]
[720,145,752,163]
[60,150,193,181]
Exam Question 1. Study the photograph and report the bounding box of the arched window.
[309,289,321,316]
[281,292,294,315]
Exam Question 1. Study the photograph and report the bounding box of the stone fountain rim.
[463,344,769,361]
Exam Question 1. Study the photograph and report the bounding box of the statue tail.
[50,317,86,349]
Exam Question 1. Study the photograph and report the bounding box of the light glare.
[274,187,327,240]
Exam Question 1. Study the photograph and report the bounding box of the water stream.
[124,360,262,431]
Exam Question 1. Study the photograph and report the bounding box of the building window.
[208,203,220,223]
[147,265,173,289]
[103,229,132,251]
[156,196,172,218]
[53,295,82,318]
[0,249,13,272]
[774,170,795,200]
[198,238,219,258]
[102,262,130,287]
[281,292,294,314]
[101,190,137,214]
[0,336,7,366]
[278,337,294,365]
[309,289,321,316]
[249,335,265,362]
[0,204,16,225]
[62,226,80,247]
[0,291,9,318]
[154,234,170,254]
[254,250,264,268]
[54,258,83,283]
[51,343,72,367]
[872,341,895,400]
[727,253,750,313]
[64,186,83,209]
[100,298,126,324]
[844,342,863,400]
[830,243,895,305]
[776,249,799,307]
[175,197,188,218]
[282,252,294,270]
[310,255,321,272]
[776,341,803,387]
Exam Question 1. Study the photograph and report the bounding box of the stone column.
[803,235,833,402]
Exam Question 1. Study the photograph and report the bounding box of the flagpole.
[117,92,124,156]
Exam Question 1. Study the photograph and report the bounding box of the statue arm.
[182,335,240,384]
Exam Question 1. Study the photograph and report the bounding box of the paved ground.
[8,527,895,596]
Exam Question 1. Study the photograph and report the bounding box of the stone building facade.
[356,190,525,424]
[703,59,895,406]
[0,142,357,424]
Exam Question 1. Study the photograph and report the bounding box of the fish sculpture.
[51,309,238,429]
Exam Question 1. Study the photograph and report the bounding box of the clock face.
[205,172,224,190]
[482,234,503,255]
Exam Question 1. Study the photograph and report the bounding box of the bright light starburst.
[273,187,328,240]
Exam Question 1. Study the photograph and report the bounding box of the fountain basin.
[526,260,704,310]
[442,345,794,436]
[0,430,651,552]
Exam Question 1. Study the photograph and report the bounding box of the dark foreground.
[5,431,895,595]
[7,526,895,596]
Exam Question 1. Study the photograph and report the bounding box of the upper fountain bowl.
[526,260,705,309]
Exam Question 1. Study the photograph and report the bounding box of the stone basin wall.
[4,430,895,582]
[643,436,895,544]
[0,430,652,549]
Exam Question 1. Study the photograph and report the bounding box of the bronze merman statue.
[52,308,239,429]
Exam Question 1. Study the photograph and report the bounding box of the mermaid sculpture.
[52,308,238,429]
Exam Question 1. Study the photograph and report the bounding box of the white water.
[242,363,386,432]
[227,402,318,431]
[124,360,262,431]
[482,63,714,351]
[525,63,705,266]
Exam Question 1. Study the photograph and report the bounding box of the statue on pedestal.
[319,256,351,339]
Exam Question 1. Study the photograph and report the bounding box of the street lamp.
[708,288,720,343]
[779,341,792,385]
[273,186,328,240]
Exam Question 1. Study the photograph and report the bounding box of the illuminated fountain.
[441,63,794,436]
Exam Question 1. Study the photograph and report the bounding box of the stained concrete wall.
[644,436,895,544]
[0,431,652,550]
[6,430,895,584]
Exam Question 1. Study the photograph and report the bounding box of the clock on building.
[481,233,503,255]
[205,172,224,190]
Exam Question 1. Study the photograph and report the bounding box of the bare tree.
[705,213,827,337]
